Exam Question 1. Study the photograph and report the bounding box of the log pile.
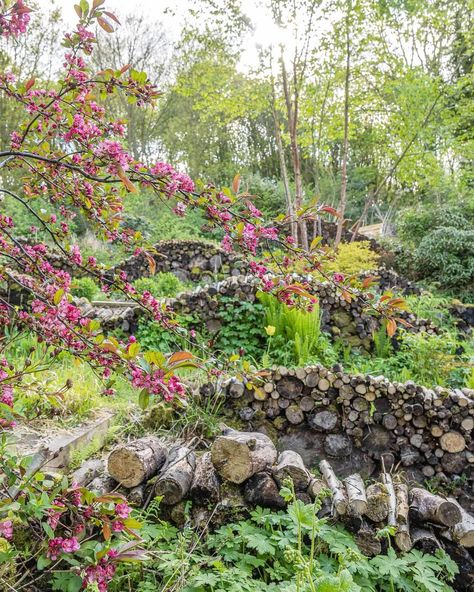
[75,429,474,590]
[107,239,245,283]
[75,274,440,348]
[221,365,474,498]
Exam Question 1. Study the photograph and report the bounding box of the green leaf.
[138,388,150,409]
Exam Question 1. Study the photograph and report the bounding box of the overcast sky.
[37,0,294,70]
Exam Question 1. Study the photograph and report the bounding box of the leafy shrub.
[70,276,98,300]
[136,314,202,353]
[396,201,474,248]
[414,227,474,291]
[133,273,186,299]
[214,296,266,359]
[325,241,380,275]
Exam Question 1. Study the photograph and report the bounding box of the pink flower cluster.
[130,365,185,402]
[0,520,13,540]
[0,1,31,37]
[95,140,133,172]
[82,549,118,592]
[150,161,195,196]
[47,536,80,560]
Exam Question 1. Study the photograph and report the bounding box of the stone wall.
[219,364,474,511]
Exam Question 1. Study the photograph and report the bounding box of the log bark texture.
[107,436,167,488]
[155,446,196,504]
[211,429,277,484]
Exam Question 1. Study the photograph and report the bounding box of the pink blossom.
[0,520,13,540]
[115,503,131,519]
[333,273,345,283]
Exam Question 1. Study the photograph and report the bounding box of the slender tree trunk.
[350,190,373,242]
[271,79,297,242]
[280,48,308,250]
[334,2,351,248]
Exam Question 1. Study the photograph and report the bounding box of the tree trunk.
[334,0,351,248]
[271,77,297,243]
[280,47,308,250]
[107,436,167,488]
[211,429,277,484]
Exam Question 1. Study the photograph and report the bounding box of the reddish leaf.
[362,276,375,289]
[74,4,83,18]
[117,166,138,193]
[168,351,194,365]
[25,78,35,91]
[97,16,114,33]
[92,0,106,8]
[104,10,121,24]
[103,522,111,541]
[232,173,241,194]
[341,291,351,303]
[386,318,397,337]
[144,253,156,276]
[319,205,341,218]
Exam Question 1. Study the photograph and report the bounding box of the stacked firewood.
[107,239,244,282]
[74,274,440,348]
[224,365,474,485]
[73,429,474,589]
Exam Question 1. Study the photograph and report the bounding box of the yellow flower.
[265,325,276,336]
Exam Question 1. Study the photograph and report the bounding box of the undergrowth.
[110,483,458,592]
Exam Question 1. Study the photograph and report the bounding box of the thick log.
[365,483,390,522]
[411,527,441,554]
[308,410,338,432]
[128,484,145,506]
[307,477,327,499]
[439,431,466,453]
[107,437,167,488]
[394,483,412,552]
[273,450,311,490]
[410,488,462,527]
[155,446,196,505]
[319,460,347,515]
[211,429,277,484]
[189,452,220,504]
[343,474,367,515]
[243,471,286,509]
[442,540,474,592]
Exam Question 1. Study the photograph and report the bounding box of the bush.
[325,241,380,275]
[414,227,474,291]
[396,201,474,248]
[133,273,186,299]
[70,276,98,300]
